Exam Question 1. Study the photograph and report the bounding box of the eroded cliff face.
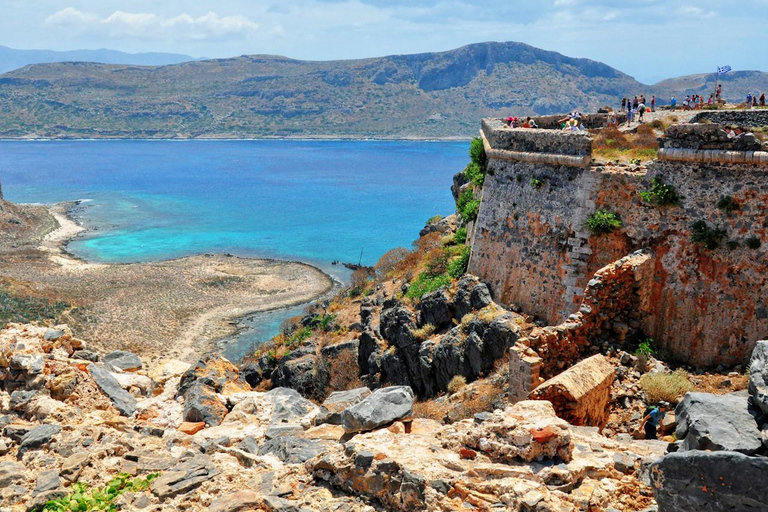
[470,120,768,367]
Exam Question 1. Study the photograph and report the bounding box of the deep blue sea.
[0,140,467,358]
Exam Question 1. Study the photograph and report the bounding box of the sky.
[1,0,766,84]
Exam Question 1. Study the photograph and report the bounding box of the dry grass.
[476,304,505,324]
[591,125,660,163]
[413,400,451,421]
[460,313,475,333]
[412,323,436,342]
[447,375,467,394]
[639,369,694,404]
[324,348,363,393]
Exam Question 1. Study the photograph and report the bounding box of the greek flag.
[717,65,732,74]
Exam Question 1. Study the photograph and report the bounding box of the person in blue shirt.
[640,401,670,440]
[670,97,677,109]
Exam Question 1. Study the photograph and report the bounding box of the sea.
[0,139,467,359]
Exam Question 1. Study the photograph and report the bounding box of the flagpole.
[714,67,718,102]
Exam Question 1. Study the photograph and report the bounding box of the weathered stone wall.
[470,119,768,367]
[692,109,768,128]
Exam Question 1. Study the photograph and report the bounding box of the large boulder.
[264,387,318,438]
[271,352,326,400]
[748,340,768,417]
[182,381,228,427]
[444,400,573,463]
[316,387,372,426]
[650,450,768,512]
[675,392,762,454]
[341,386,414,433]
[178,355,248,397]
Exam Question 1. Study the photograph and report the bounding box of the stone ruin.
[471,112,768,368]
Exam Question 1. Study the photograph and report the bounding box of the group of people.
[745,92,766,108]
[504,116,538,128]
[558,111,585,130]
[621,95,652,125]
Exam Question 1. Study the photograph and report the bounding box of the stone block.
[530,354,615,427]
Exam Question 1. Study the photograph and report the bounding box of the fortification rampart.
[470,117,768,367]
[692,110,768,128]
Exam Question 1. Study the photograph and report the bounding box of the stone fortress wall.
[469,114,768,367]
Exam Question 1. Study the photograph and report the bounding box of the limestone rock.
[89,364,136,416]
[209,490,261,512]
[258,436,336,464]
[103,350,143,372]
[748,340,768,417]
[264,387,317,439]
[530,354,615,427]
[341,386,414,433]
[33,470,60,495]
[19,424,61,452]
[147,359,191,386]
[651,450,768,512]
[316,387,371,426]
[178,355,248,398]
[150,455,219,499]
[183,381,228,427]
[674,392,762,454]
[446,400,572,463]
[60,452,89,482]
[0,461,27,487]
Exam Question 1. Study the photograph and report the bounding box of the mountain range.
[0,46,199,75]
[0,41,765,139]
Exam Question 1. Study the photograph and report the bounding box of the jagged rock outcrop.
[341,386,414,433]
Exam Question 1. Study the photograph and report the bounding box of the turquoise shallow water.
[0,140,467,358]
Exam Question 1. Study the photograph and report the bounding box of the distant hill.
[0,46,199,74]
[652,70,768,102]
[0,41,645,139]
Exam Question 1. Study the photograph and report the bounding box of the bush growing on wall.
[691,220,727,250]
[640,176,680,206]
[585,210,622,235]
[457,189,480,222]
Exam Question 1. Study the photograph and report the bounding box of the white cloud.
[44,7,97,26]
[44,8,259,41]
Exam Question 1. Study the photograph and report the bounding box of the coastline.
[5,200,336,362]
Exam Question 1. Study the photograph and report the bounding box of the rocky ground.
[0,200,332,363]
[1,322,675,512]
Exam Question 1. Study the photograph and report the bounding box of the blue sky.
[2,0,766,83]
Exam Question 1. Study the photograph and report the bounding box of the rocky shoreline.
[0,198,334,363]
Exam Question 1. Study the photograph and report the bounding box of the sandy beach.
[0,199,333,363]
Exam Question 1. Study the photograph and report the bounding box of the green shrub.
[454,227,468,245]
[288,326,312,346]
[43,473,159,512]
[406,272,452,299]
[639,369,694,404]
[691,221,726,249]
[456,189,480,223]
[716,196,739,214]
[0,288,72,325]
[530,177,545,189]
[463,162,485,187]
[585,210,622,235]
[746,236,762,249]
[426,215,443,226]
[635,337,656,357]
[448,245,471,278]
[640,176,680,206]
[469,137,486,167]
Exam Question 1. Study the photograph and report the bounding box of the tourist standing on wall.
[651,96,656,112]
[632,96,639,110]
[761,93,766,106]
[716,84,722,100]
[670,96,677,109]
[621,98,626,112]
[746,93,753,109]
